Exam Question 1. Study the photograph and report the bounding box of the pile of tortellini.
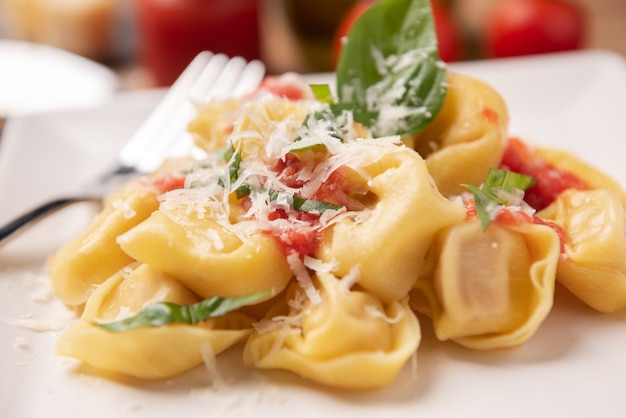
[49,71,626,390]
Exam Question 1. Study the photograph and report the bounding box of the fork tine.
[117,51,213,170]
[0,52,266,243]
[165,57,265,162]
[122,52,265,174]
[187,53,230,104]
[207,56,248,101]
[230,60,266,98]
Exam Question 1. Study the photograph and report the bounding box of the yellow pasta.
[48,181,159,307]
[316,146,466,302]
[538,189,626,313]
[44,35,626,393]
[57,263,254,379]
[403,72,509,197]
[412,217,560,349]
[117,209,293,299]
[230,95,311,160]
[188,98,242,153]
[243,273,420,389]
[536,147,626,207]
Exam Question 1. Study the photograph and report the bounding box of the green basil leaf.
[189,291,269,321]
[235,183,251,199]
[227,150,242,183]
[336,0,447,137]
[96,290,270,333]
[463,184,500,231]
[294,109,340,148]
[269,188,342,214]
[289,142,328,153]
[463,168,536,230]
[292,195,343,213]
[309,84,335,104]
[238,184,342,214]
[483,168,536,204]
[217,144,242,188]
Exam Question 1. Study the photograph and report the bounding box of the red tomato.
[145,173,186,193]
[271,224,321,257]
[331,0,463,67]
[259,75,310,101]
[494,207,569,252]
[499,137,589,210]
[484,0,586,58]
[464,199,568,253]
[431,0,464,62]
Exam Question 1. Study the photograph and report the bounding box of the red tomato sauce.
[258,76,311,101]
[499,137,589,210]
[258,151,358,257]
[144,173,186,193]
[267,209,322,257]
[465,199,569,253]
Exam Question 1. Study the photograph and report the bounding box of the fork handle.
[0,197,99,244]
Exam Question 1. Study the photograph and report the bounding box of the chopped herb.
[309,84,335,104]
[224,147,242,183]
[216,144,242,188]
[463,168,536,230]
[235,185,341,214]
[96,290,270,332]
[234,183,252,199]
[292,195,342,213]
[267,188,341,213]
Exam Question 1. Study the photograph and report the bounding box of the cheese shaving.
[302,256,338,275]
[286,253,321,305]
[337,265,361,295]
[1,313,74,332]
[112,198,137,219]
[201,342,227,390]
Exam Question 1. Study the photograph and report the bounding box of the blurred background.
[0,0,624,89]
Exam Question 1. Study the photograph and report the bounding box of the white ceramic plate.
[0,40,119,116]
[1,50,626,418]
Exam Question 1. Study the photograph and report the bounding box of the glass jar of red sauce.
[135,0,260,86]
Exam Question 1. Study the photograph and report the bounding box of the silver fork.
[0,52,265,244]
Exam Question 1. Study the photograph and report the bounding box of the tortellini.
[412,218,560,349]
[57,264,254,379]
[117,208,293,299]
[49,181,159,307]
[538,189,626,313]
[188,99,242,153]
[243,273,421,390]
[403,72,509,197]
[47,65,626,392]
[316,146,466,302]
[536,147,626,207]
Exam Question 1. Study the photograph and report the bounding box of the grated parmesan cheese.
[337,265,361,295]
[286,253,321,305]
[201,342,227,390]
[302,255,338,275]
[112,198,137,219]
[1,313,74,332]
